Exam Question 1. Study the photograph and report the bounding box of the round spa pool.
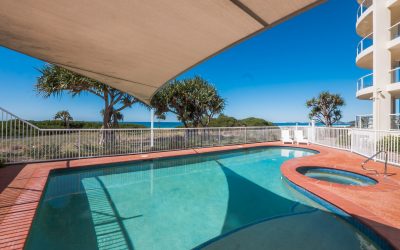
[297,167,377,186]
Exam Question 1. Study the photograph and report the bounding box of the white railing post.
[78,130,81,158]
[150,109,154,148]
[373,130,377,162]
[311,120,316,143]
[350,129,354,152]
[244,127,247,144]
[218,128,221,145]
[140,130,143,153]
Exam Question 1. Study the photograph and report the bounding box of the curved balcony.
[356,33,373,69]
[387,67,400,94]
[389,22,400,61]
[356,73,373,99]
[356,0,373,37]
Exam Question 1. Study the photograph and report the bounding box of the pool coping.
[0,142,399,249]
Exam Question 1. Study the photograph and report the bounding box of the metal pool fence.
[2,106,400,166]
[0,107,284,163]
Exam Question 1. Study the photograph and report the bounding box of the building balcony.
[355,114,373,129]
[387,67,400,94]
[388,0,400,8]
[356,33,373,69]
[356,0,373,37]
[356,73,373,99]
[390,113,400,129]
[389,22,400,62]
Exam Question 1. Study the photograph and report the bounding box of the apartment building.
[356,0,400,130]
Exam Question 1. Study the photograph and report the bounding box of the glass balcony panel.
[357,73,373,91]
[355,115,373,129]
[390,114,400,130]
[357,0,373,20]
[390,22,400,40]
[391,68,400,84]
[357,33,373,56]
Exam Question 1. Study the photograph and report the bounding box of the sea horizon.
[122,121,351,128]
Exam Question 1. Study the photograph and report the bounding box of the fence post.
[150,109,154,148]
[350,129,354,152]
[311,120,316,143]
[244,127,247,144]
[218,128,221,145]
[141,130,143,153]
[263,127,266,142]
[373,130,377,162]
[78,130,81,158]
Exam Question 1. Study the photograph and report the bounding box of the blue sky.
[0,0,370,123]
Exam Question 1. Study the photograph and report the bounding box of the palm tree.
[54,110,73,128]
[36,64,144,128]
[100,108,124,128]
[306,91,345,127]
[151,76,225,127]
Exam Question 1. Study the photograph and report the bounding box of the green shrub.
[27,144,62,160]
[377,135,400,153]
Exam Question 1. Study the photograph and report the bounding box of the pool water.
[26,147,382,250]
[299,167,377,186]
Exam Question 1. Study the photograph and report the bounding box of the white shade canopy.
[0,0,323,103]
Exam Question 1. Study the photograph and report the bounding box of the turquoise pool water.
[298,167,377,186]
[26,147,383,250]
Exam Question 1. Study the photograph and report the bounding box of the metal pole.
[218,128,221,145]
[78,130,81,158]
[150,108,154,148]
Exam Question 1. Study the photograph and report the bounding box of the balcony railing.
[390,67,400,83]
[390,21,400,40]
[357,73,373,91]
[357,0,373,21]
[355,114,373,129]
[357,33,373,56]
[390,114,400,130]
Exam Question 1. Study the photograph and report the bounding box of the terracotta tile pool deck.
[0,142,400,249]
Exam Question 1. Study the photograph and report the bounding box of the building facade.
[356,0,400,130]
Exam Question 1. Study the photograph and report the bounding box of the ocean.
[124,122,350,128]
[124,122,183,128]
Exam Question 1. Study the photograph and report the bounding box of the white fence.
[2,106,400,166]
[312,127,400,166]
[1,107,285,164]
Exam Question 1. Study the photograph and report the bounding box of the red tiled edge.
[0,142,399,249]
[281,145,400,249]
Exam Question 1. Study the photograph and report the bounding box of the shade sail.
[0,0,323,103]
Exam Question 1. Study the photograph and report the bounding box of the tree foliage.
[240,117,274,127]
[208,114,273,127]
[36,65,142,128]
[151,76,225,127]
[54,110,73,128]
[306,91,345,126]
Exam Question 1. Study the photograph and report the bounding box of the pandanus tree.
[36,64,141,128]
[100,109,124,128]
[151,76,225,127]
[54,110,73,128]
[306,91,345,127]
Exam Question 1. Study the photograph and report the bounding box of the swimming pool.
[26,147,385,250]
